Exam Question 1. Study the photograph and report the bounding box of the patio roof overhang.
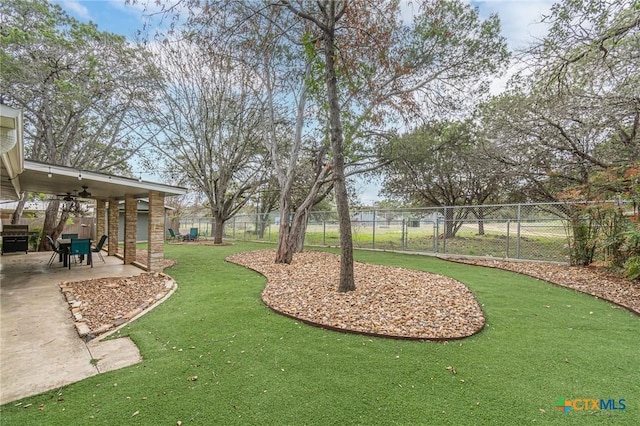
[13,160,188,201]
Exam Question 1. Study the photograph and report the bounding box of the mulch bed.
[227,249,486,340]
[447,258,640,316]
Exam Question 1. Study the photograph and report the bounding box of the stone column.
[147,191,165,272]
[124,194,137,265]
[107,198,119,256]
[95,199,106,239]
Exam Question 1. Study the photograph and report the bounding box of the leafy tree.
[480,0,639,202]
[380,120,507,237]
[275,0,508,291]
[0,0,158,248]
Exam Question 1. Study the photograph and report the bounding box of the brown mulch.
[448,258,640,316]
[226,249,486,340]
[61,273,174,335]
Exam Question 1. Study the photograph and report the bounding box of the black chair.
[46,235,68,266]
[69,238,92,269]
[92,235,107,263]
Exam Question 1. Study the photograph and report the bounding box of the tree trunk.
[444,207,456,239]
[11,198,26,224]
[291,207,309,253]
[257,212,269,239]
[275,191,297,264]
[473,208,485,235]
[275,210,295,264]
[324,13,355,292]
[38,199,70,251]
[213,215,224,244]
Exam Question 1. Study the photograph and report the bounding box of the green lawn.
[1,243,638,425]
[233,223,570,262]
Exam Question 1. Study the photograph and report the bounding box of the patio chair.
[184,227,199,241]
[46,235,68,266]
[61,233,78,240]
[168,228,182,240]
[69,238,92,269]
[92,234,107,263]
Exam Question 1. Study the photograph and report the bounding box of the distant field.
[226,220,571,262]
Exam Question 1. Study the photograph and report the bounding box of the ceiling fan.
[78,186,92,198]
[56,192,76,202]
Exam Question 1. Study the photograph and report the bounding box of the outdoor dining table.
[56,238,92,267]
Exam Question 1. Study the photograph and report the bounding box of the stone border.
[59,273,177,341]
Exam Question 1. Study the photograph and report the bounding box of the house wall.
[118,212,149,242]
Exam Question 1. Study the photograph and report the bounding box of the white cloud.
[475,0,555,49]
[469,1,555,94]
[107,0,166,16]
[58,0,91,20]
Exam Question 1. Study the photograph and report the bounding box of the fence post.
[516,204,522,259]
[372,210,376,250]
[323,220,326,245]
[506,219,510,258]
[402,218,406,250]
[435,217,440,253]
[432,222,437,252]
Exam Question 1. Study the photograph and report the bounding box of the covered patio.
[1,104,186,404]
[1,104,188,272]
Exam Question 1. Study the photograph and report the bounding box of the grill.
[1,225,38,255]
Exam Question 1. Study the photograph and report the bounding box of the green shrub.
[624,256,640,280]
[28,226,42,251]
[568,215,598,266]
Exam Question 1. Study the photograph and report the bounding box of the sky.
[51,0,557,204]
[53,0,556,48]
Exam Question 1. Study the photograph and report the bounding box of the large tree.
[273,0,509,291]
[380,120,508,237]
[139,36,269,244]
[1,0,157,247]
[480,0,639,201]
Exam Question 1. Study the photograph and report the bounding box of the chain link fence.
[180,202,578,262]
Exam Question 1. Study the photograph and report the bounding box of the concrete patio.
[0,251,146,405]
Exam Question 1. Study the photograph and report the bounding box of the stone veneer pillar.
[95,199,106,240]
[107,198,119,256]
[124,194,137,265]
[147,191,165,272]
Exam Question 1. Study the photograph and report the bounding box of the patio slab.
[0,251,144,405]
